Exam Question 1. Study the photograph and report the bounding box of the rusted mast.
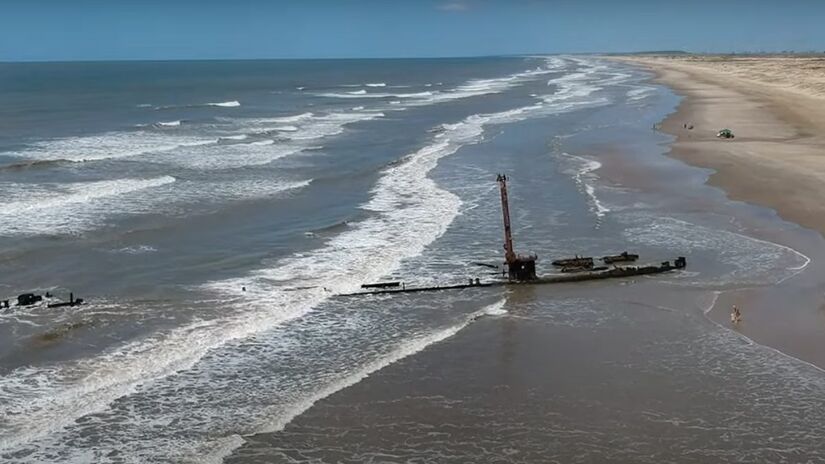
[496,174,537,281]
[497,174,516,265]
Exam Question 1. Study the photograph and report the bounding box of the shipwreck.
[341,174,685,297]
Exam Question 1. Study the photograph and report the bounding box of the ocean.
[2,56,824,463]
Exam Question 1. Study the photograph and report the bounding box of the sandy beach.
[615,55,825,370]
[618,55,825,234]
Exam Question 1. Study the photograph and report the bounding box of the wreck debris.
[552,256,594,268]
[602,251,639,264]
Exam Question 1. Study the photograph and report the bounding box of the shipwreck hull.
[339,257,686,297]
[527,262,683,285]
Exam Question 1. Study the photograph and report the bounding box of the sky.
[2,0,825,61]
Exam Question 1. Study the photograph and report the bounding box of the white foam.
[271,125,298,132]
[598,72,633,86]
[316,56,567,106]
[627,86,656,101]
[0,176,310,236]
[622,215,810,287]
[273,112,314,122]
[316,91,410,99]
[219,134,248,141]
[235,111,382,140]
[156,120,181,127]
[11,131,214,162]
[426,58,566,104]
[112,245,158,255]
[365,82,386,87]
[561,153,610,219]
[287,111,384,140]
[207,100,241,108]
[324,91,433,99]
[0,176,176,235]
[154,100,241,110]
[483,298,508,316]
[144,111,383,169]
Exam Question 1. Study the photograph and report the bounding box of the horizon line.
[3,50,824,64]
[0,53,557,64]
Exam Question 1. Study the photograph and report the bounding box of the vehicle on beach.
[717,128,735,139]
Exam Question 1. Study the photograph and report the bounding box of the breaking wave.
[154,100,241,110]
[317,90,433,99]
[0,176,312,236]
[6,109,379,167]
[208,100,241,107]
[316,57,568,106]
[7,131,215,163]
[155,120,182,127]
[0,176,176,236]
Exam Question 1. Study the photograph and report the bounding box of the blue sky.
[2,0,824,61]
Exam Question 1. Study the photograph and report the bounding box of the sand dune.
[641,55,825,99]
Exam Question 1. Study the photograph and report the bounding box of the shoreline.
[615,55,825,371]
[617,55,825,234]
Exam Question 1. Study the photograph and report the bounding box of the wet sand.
[228,283,825,463]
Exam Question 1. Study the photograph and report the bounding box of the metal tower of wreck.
[497,174,537,281]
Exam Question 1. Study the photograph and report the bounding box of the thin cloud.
[437,1,470,11]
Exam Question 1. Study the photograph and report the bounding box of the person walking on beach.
[731,305,742,324]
